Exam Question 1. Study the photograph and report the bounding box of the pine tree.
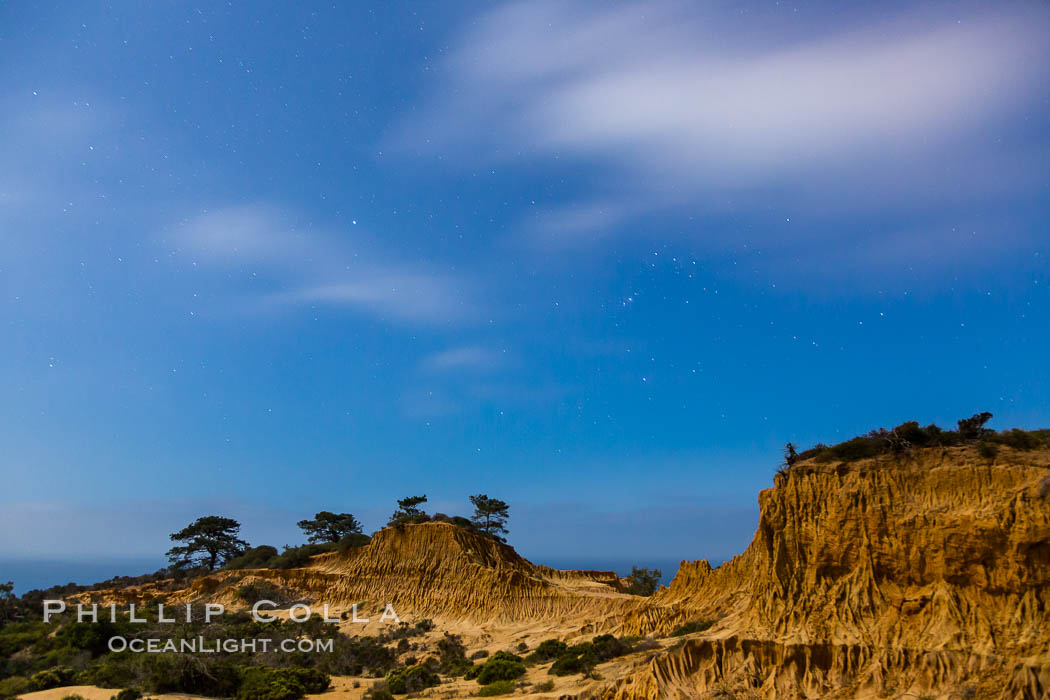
[469,494,510,541]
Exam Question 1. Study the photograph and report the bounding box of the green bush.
[978,441,999,460]
[235,580,289,604]
[29,666,77,691]
[669,620,714,636]
[363,683,395,700]
[225,545,280,569]
[992,429,1043,451]
[546,635,631,676]
[269,543,336,569]
[60,695,87,700]
[436,632,471,676]
[476,657,526,685]
[477,679,517,696]
[337,532,371,552]
[236,667,329,700]
[57,620,119,656]
[0,676,32,698]
[110,689,142,700]
[384,665,438,695]
[527,639,567,663]
[144,654,241,697]
[792,415,1040,466]
[590,634,629,660]
[535,679,556,692]
[625,566,662,596]
[549,652,594,676]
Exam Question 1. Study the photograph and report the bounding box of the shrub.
[470,649,490,660]
[993,429,1043,451]
[958,412,994,441]
[625,566,662,596]
[315,634,398,676]
[225,545,280,569]
[590,634,629,660]
[436,632,472,676]
[363,683,396,700]
[478,679,517,696]
[535,679,556,692]
[111,689,142,700]
[337,532,371,552]
[669,620,714,637]
[235,580,288,604]
[384,665,438,695]
[29,666,77,691]
[144,654,241,697]
[549,652,594,676]
[269,543,336,569]
[58,619,119,656]
[0,676,32,698]
[476,657,527,685]
[978,441,999,461]
[236,667,330,700]
[793,415,1026,465]
[376,619,434,643]
[527,639,567,663]
[60,695,87,700]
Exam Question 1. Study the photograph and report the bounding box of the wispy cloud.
[406,2,1050,236]
[419,346,508,373]
[171,205,475,324]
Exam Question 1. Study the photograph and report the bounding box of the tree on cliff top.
[388,495,429,526]
[167,516,248,570]
[625,566,662,596]
[958,412,994,441]
[297,511,363,544]
[469,494,510,541]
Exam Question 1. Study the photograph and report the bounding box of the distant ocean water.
[0,558,165,594]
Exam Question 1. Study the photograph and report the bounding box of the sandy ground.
[18,688,210,700]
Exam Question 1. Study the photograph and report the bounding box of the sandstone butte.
[66,443,1050,699]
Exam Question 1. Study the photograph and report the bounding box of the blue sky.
[2,1,1048,579]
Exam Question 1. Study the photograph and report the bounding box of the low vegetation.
[0,604,440,700]
[624,566,662,596]
[384,664,439,694]
[783,413,1049,469]
[477,679,517,696]
[540,634,633,677]
[669,619,714,636]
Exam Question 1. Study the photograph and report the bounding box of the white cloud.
[420,346,507,372]
[407,2,1050,230]
[171,205,475,324]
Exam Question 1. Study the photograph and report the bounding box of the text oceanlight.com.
[107,637,333,654]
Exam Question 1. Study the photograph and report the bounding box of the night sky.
[2,1,1048,579]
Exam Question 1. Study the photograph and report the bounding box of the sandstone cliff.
[611,445,1050,699]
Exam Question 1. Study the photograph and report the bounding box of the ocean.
[1,558,166,595]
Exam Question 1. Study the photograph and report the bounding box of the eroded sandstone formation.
[70,444,1050,698]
